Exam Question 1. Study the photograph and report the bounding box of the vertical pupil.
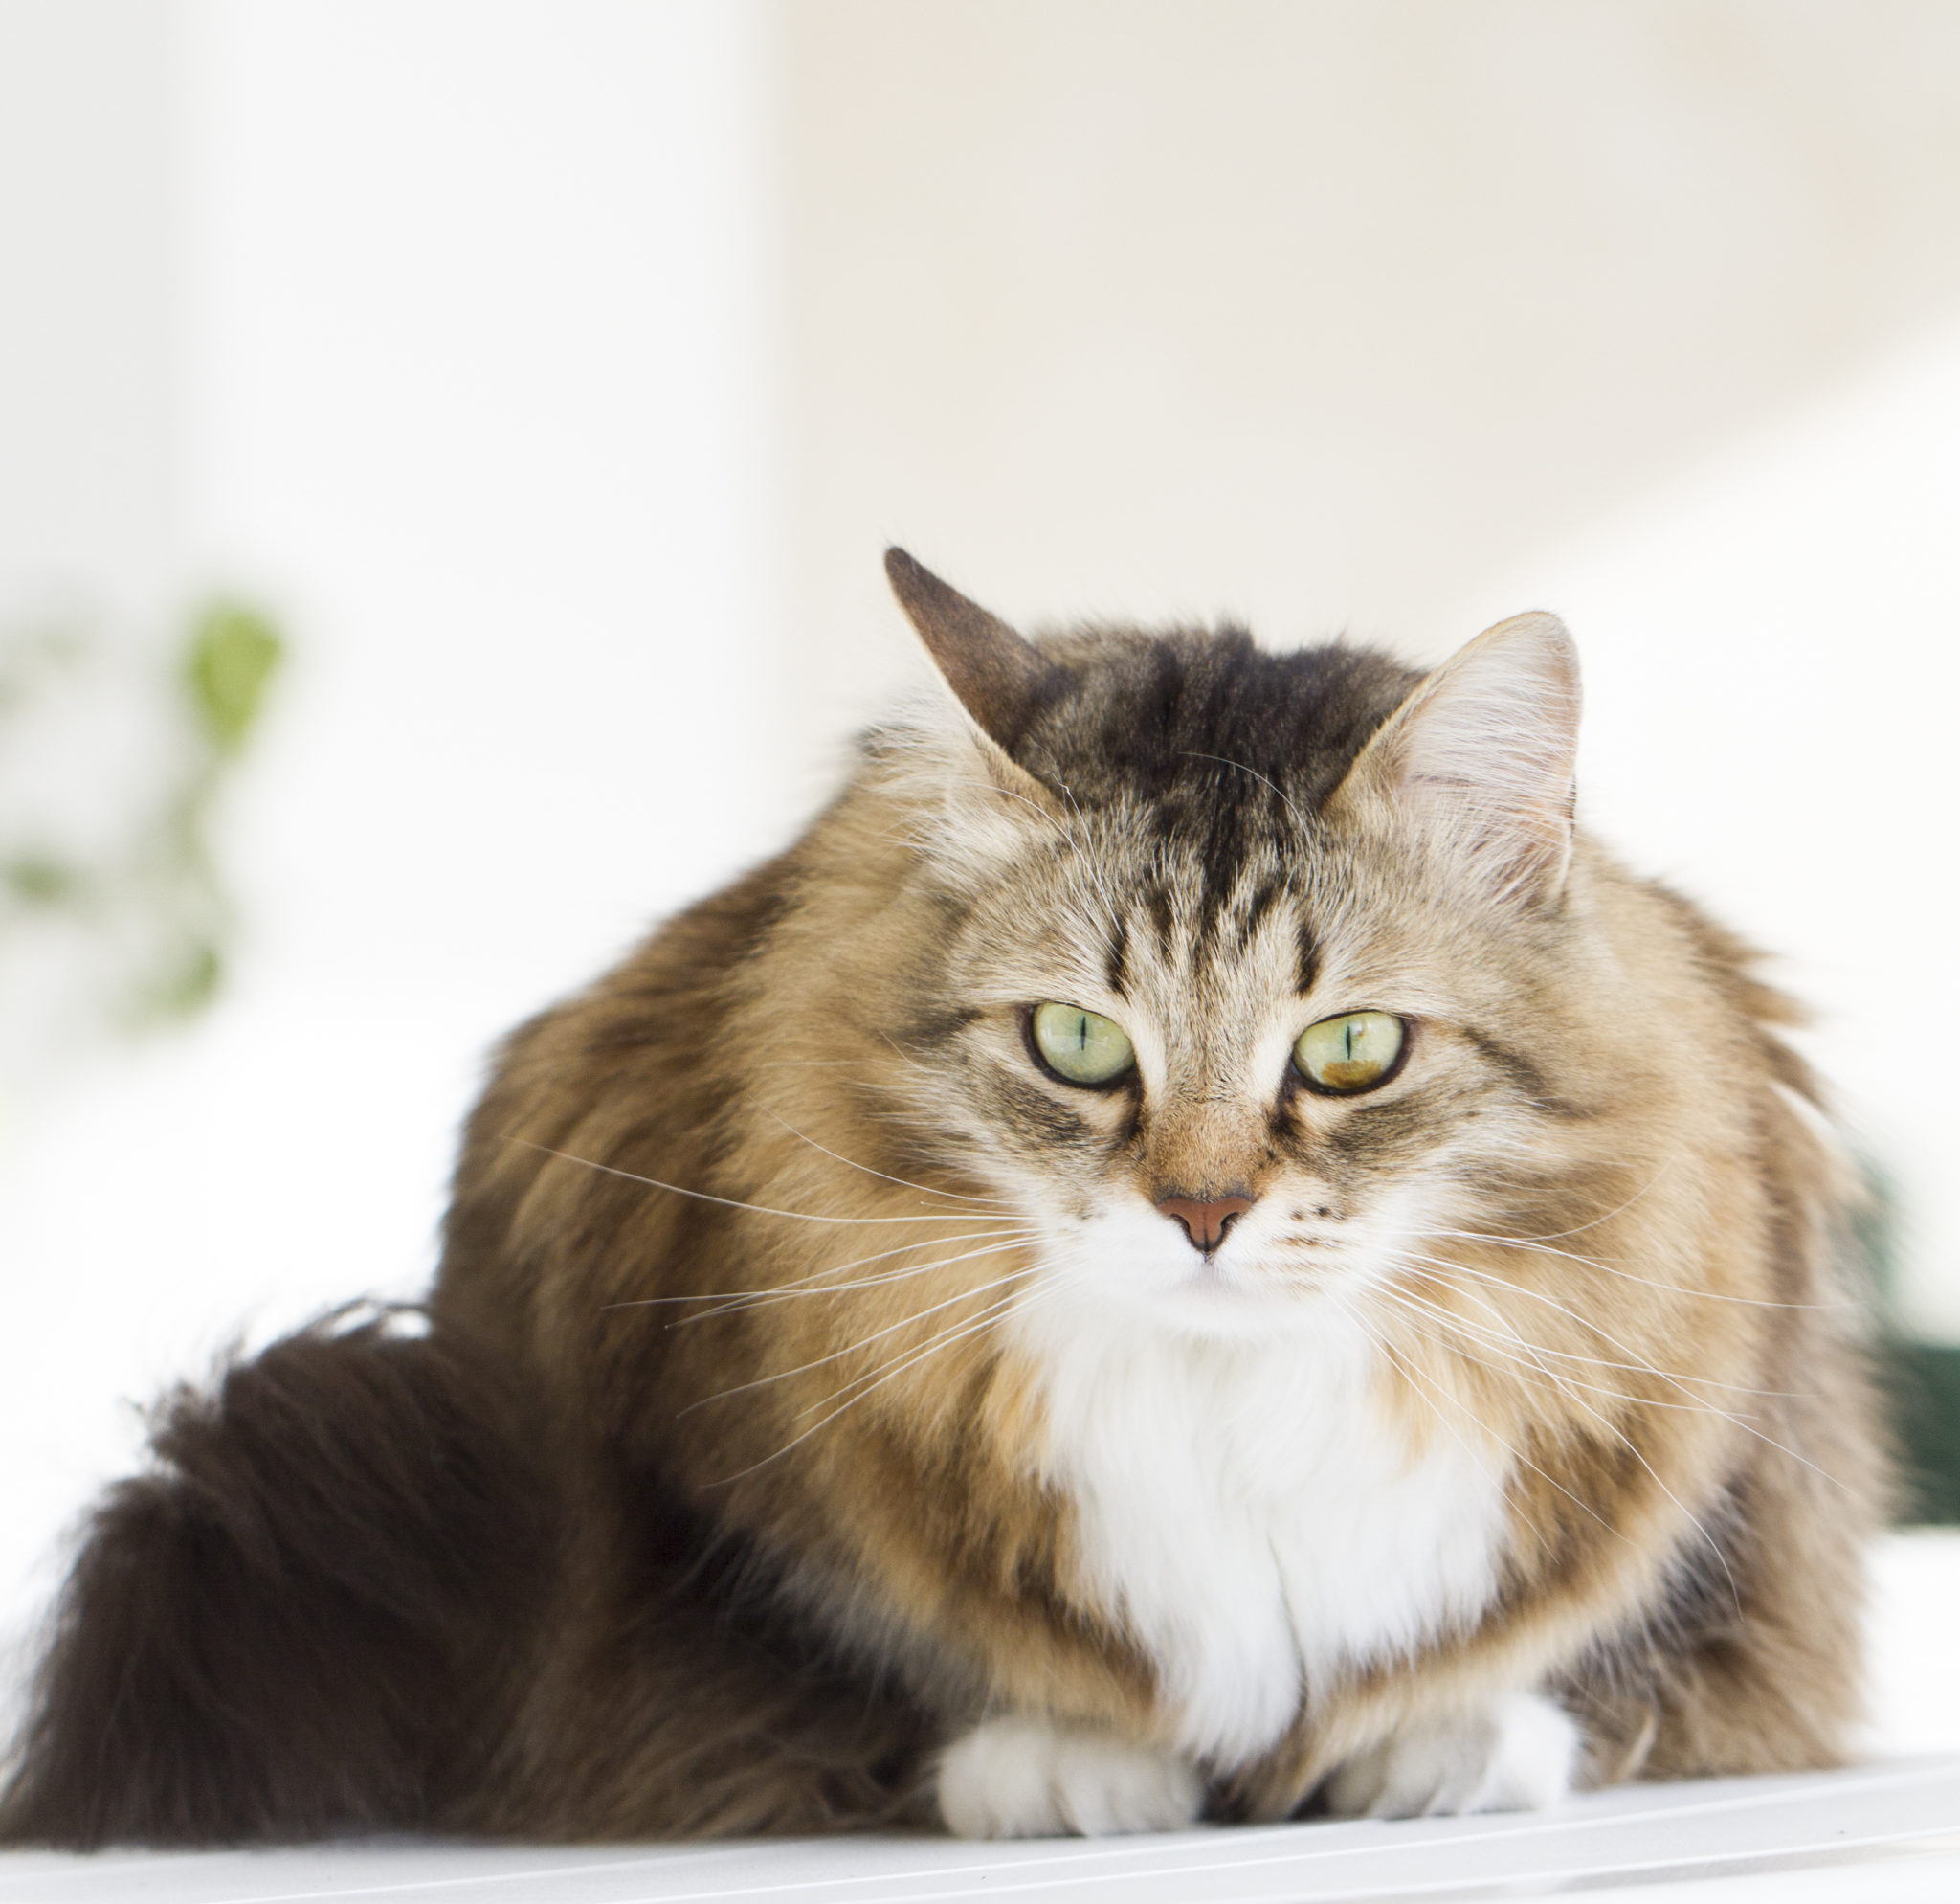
[1344,1019,1357,1060]
[1075,1015,1090,1051]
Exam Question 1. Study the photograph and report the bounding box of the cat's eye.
[1029,1001,1136,1087]
[1293,1011,1406,1094]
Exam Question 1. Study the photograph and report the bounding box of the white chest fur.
[1009,1305,1513,1767]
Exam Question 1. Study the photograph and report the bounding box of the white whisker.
[1418,1223,1839,1310]
[1393,1248,1804,1400]
[605,1228,1042,1322]
[760,1110,1014,1207]
[518,1138,1014,1226]
[681,1261,1039,1416]
[1380,1260,1790,1404]
[702,1277,1050,1487]
[1341,1292,1613,1556]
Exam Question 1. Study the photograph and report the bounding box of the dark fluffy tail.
[0,1310,553,1847]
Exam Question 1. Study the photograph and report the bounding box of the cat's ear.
[884,549,1063,769]
[1326,612,1581,905]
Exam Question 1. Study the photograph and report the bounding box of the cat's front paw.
[1324,1692,1578,1820]
[936,1714,1203,1838]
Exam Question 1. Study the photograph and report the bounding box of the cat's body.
[0,554,1885,1846]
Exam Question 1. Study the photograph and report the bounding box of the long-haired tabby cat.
[1,551,1885,1847]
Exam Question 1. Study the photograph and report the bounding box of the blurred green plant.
[0,600,284,1058]
[1852,1157,1960,1524]
[149,603,286,1019]
[1891,1345,1960,1523]
[186,604,282,759]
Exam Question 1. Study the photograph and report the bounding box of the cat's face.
[870,554,1627,1345]
[906,795,1599,1343]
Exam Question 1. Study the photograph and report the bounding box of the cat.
[0,549,1887,1846]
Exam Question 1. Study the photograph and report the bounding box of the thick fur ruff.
[1,558,1890,1845]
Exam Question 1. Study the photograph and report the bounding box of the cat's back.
[433,848,807,1364]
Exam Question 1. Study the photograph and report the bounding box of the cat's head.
[855,551,1677,1347]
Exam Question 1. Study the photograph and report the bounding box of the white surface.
[0,1533,1949,1896]
[0,1759,1955,1900]
[1,1538,1954,1901]
[7,0,1960,1656]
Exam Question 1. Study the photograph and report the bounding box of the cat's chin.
[1135,1270,1331,1342]
[1036,1189,1440,1348]
[1036,1207,1358,1343]
[1065,1262,1349,1346]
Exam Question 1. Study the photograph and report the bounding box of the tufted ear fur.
[883,549,1070,813]
[1326,611,1581,905]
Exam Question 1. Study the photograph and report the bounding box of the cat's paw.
[936,1714,1203,1838]
[1323,1692,1578,1820]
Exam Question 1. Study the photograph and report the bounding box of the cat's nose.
[1156,1191,1255,1253]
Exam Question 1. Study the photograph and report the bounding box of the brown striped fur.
[0,552,1886,1844]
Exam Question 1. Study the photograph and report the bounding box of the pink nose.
[1156,1192,1255,1253]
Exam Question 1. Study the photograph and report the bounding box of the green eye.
[1294,1011,1406,1094]
[1030,1001,1136,1087]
